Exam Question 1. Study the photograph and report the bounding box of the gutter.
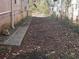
[11,0,15,29]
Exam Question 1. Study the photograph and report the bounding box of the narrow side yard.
[0,16,79,59]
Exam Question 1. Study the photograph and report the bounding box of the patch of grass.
[48,13,57,20]
[49,14,79,33]
[49,13,79,33]
[13,49,48,59]
[72,25,79,33]
[59,16,79,33]
[47,54,53,59]
[60,53,76,59]
[0,47,8,53]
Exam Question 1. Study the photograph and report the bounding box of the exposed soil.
[0,16,79,59]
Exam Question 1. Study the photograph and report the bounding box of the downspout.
[27,0,29,16]
[78,4,79,18]
[21,0,23,19]
[11,0,15,29]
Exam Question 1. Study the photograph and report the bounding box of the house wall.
[21,0,28,18]
[13,0,28,24]
[0,0,28,33]
[0,0,11,32]
[12,0,22,24]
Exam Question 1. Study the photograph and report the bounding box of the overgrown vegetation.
[60,53,76,59]
[0,47,9,53]
[57,16,79,33]
[49,12,79,33]
[12,49,49,59]
[29,0,49,15]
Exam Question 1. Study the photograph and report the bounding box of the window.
[15,0,16,4]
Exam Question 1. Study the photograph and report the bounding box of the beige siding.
[0,0,11,32]
[0,0,28,33]
[0,0,11,13]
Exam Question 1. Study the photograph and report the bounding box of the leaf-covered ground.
[0,16,79,59]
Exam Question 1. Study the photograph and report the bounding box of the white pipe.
[0,11,11,15]
[11,0,15,29]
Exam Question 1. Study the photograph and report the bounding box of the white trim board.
[0,11,11,15]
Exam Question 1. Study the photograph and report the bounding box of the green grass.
[47,13,57,20]
[29,0,49,15]
[0,47,8,53]
[50,14,79,33]
[60,54,75,59]
[58,16,79,33]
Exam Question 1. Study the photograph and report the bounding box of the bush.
[29,0,49,15]
[59,16,79,33]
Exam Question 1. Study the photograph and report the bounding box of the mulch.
[0,17,79,59]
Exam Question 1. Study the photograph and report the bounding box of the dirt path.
[1,17,79,59]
